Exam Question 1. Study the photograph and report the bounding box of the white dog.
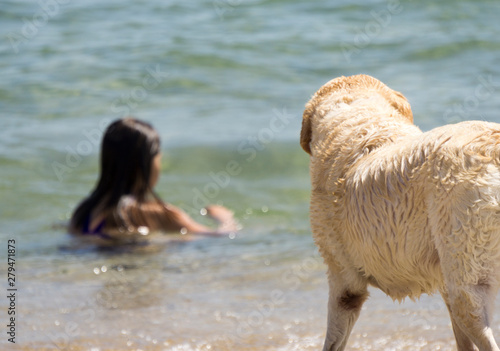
[301,74,500,351]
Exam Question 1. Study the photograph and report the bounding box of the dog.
[301,74,500,351]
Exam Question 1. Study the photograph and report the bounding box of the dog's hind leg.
[323,269,368,351]
[429,183,500,350]
[441,282,499,351]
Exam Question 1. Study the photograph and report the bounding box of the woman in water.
[69,118,238,242]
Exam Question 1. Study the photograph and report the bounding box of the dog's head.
[300,74,413,155]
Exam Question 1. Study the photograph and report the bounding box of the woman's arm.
[162,203,212,233]
[136,202,239,235]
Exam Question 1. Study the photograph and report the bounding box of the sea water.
[1,0,500,349]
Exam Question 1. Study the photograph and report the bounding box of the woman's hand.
[205,205,239,233]
[205,205,233,221]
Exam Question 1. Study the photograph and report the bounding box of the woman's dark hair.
[70,118,161,232]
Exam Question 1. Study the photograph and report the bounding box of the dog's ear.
[388,91,413,123]
[300,106,313,155]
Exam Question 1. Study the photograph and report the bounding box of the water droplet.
[200,208,207,216]
[264,259,270,266]
[261,206,268,213]
[214,311,222,321]
[138,226,149,235]
[180,227,187,235]
[126,341,132,347]
[54,320,60,326]
[229,232,236,239]
[245,208,253,215]
[93,268,100,275]
[101,266,107,273]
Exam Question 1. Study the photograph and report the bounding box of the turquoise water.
[1,0,500,350]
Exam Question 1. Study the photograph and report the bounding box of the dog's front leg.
[323,271,368,351]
